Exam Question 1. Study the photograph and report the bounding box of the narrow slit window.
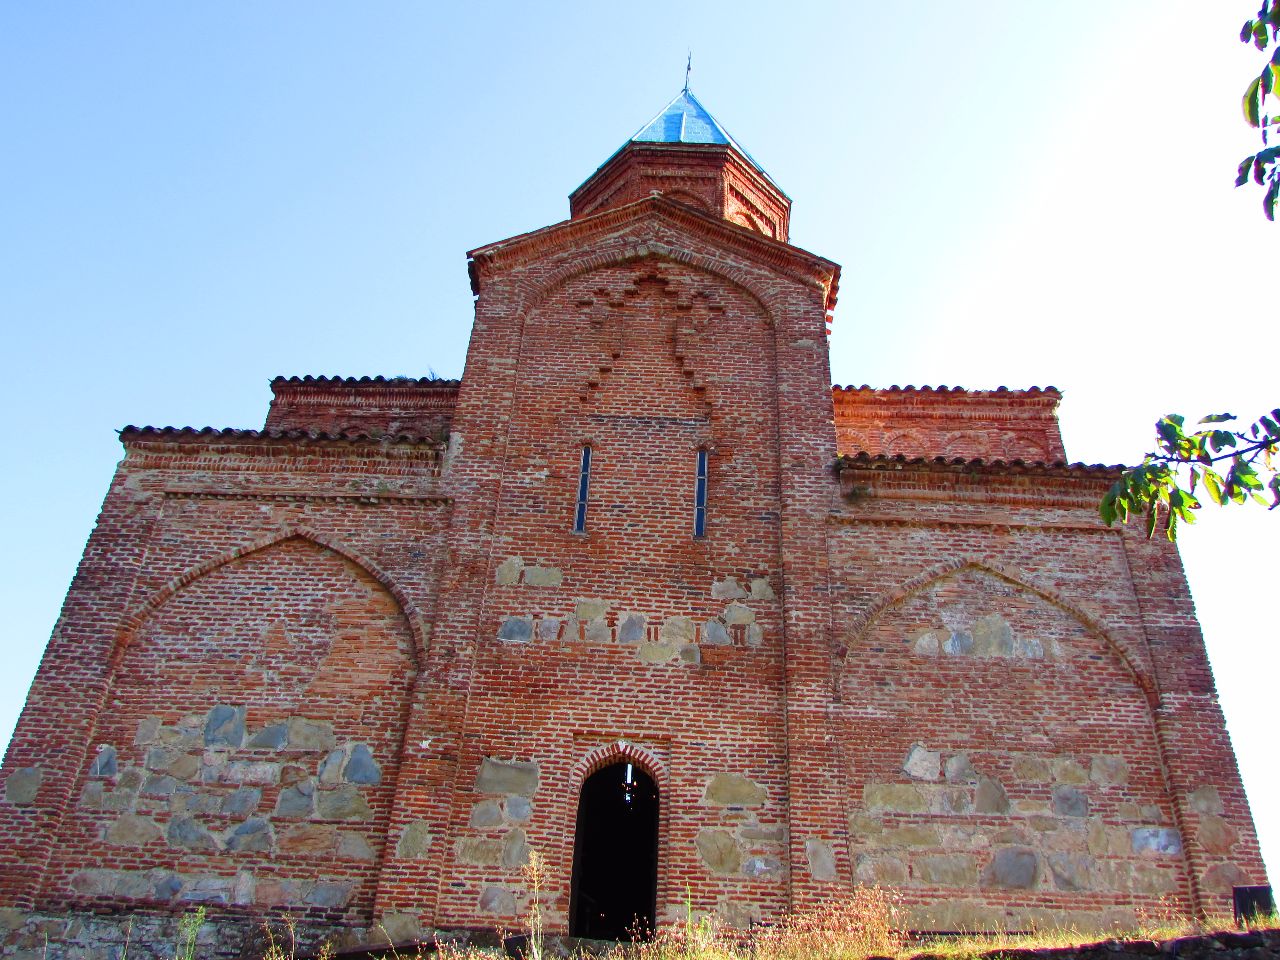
[693,448,708,537]
[574,445,592,533]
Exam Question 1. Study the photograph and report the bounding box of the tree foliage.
[1238,1,1280,219]
[1101,411,1280,540]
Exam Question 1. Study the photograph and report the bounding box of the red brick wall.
[0,164,1266,956]
[0,433,450,929]
[833,386,1067,462]
[265,376,459,439]
[828,459,1268,927]
[379,197,840,935]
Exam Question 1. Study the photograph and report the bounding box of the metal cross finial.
[684,52,691,93]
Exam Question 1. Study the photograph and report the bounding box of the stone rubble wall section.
[828,464,1267,930]
[0,439,448,937]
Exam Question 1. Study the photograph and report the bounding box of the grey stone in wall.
[742,856,782,879]
[495,557,525,585]
[584,619,611,644]
[167,816,220,853]
[89,746,117,777]
[975,776,1010,814]
[945,753,977,782]
[204,706,246,748]
[1189,785,1224,814]
[458,838,504,866]
[222,786,261,817]
[337,831,375,860]
[1048,852,1094,891]
[1197,814,1239,854]
[319,749,345,785]
[275,780,316,817]
[315,785,372,821]
[225,817,274,853]
[702,619,731,645]
[134,716,161,745]
[914,853,978,887]
[344,744,382,785]
[498,617,533,643]
[696,829,742,875]
[704,773,766,807]
[804,838,837,881]
[903,744,941,781]
[982,847,1040,889]
[576,599,609,621]
[248,724,288,749]
[660,616,695,643]
[140,775,178,797]
[287,718,336,750]
[523,566,562,587]
[712,577,748,600]
[470,799,503,828]
[1131,826,1182,856]
[4,767,41,806]
[506,796,533,821]
[501,827,530,868]
[1052,785,1089,818]
[475,757,539,797]
[479,886,516,915]
[305,881,354,908]
[106,814,163,847]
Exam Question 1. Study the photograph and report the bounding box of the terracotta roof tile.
[835,451,1122,477]
[120,426,444,446]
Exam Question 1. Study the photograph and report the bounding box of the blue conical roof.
[625,89,780,190]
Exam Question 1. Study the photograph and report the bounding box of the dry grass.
[242,891,1277,960]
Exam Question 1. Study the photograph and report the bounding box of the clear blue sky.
[2,2,1276,882]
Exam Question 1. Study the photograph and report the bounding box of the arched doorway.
[569,761,659,940]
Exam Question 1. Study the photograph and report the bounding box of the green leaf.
[1261,415,1280,437]
[1266,64,1276,96]
[1198,412,1236,424]
[1203,469,1226,505]
[1145,504,1159,538]
[1246,76,1263,126]
[1266,176,1279,220]
[1209,429,1238,452]
[1243,19,1256,42]
[1100,489,1117,526]
[1237,156,1255,187]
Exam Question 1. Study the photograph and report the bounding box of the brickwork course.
[0,88,1267,958]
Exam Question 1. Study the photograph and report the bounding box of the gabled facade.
[0,90,1266,958]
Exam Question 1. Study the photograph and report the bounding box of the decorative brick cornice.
[467,194,839,311]
[836,452,1124,479]
[121,426,446,448]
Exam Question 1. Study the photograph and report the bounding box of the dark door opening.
[569,761,659,941]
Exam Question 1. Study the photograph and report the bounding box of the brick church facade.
[0,90,1267,955]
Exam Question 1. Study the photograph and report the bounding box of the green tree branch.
[1239,1,1280,219]
[1101,411,1280,540]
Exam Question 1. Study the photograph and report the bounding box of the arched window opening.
[574,445,592,533]
[569,761,659,940]
[693,448,708,538]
